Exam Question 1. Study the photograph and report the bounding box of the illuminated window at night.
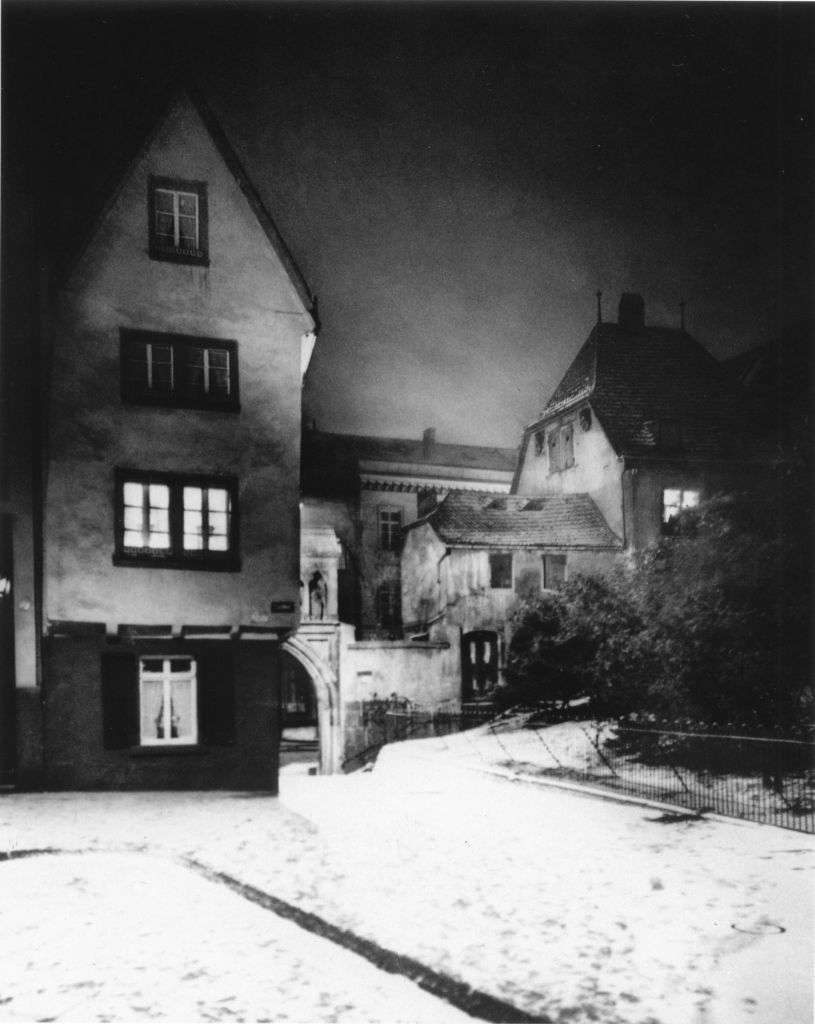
[115,470,238,570]
[121,330,237,410]
[139,656,197,746]
[662,488,700,532]
[148,176,208,265]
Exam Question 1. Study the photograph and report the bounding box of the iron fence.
[484,720,815,833]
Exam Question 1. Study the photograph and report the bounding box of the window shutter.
[101,650,139,750]
[198,646,236,746]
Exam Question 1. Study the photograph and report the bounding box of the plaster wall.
[515,406,624,538]
[43,94,312,632]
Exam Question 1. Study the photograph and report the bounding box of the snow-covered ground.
[0,737,812,1024]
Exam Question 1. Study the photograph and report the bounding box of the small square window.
[148,177,209,266]
[489,552,513,589]
[378,508,403,551]
[115,470,239,571]
[542,554,566,590]
[139,656,198,745]
[548,421,576,474]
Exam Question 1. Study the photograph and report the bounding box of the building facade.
[10,85,317,789]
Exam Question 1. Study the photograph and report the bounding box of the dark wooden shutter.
[198,645,236,746]
[101,650,139,750]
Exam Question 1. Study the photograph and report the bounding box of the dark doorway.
[279,652,318,772]
[461,630,498,701]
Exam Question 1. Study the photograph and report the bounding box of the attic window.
[486,498,507,510]
[148,176,209,266]
[533,431,545,456]
[522,499,545,511]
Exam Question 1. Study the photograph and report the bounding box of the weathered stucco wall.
[44,93,312,632]
[515,404,624,539]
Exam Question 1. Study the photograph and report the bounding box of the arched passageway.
[280,633,341,774]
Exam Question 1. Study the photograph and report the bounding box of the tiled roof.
[539,322,756,460]
[413,491,622,549]
[302,430,517,498]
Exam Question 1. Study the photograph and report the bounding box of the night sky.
[3,1,812,446]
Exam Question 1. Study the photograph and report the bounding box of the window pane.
[208,349,228,369]
[177,193,197,216]
[151,344,174,391]
[170,659,193,673]
[183,487,203,510]
[156,213,175,239]
[124,507,144,532]
[149,508,169,534]
[208,488,228,512]
[141,678,165,741]
[123,530,144,548]
[682,490,700,509]
[169,679,194,740]
[123,481,144,507]
[149,484,170,509]
[155,190,175,213]
[183,510,204,550]
[208,511,228,536]
[178,217,197,248]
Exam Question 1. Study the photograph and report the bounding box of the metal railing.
[484,720,815,833]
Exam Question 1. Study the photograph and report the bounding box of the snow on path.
[0,851,473,1023]
[0,746,812,1024]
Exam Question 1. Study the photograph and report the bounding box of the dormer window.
[148,176,209,265]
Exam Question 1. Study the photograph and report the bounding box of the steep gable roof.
[535,320,755,461]
[59,80,314,314]
[409,491,621,549]
[301,429,517,499]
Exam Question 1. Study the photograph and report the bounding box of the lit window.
[121,330,237,410]
[148,177,208,265]
[139,656,197,745]
[115,470,238,570]
[489,552,513,589]
[662,488,700,532]
[542,554,567,590]
[378,508,403,551]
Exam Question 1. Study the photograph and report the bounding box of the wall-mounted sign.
[270,601,295,614]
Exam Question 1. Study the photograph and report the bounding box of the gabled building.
[512,294,774,550]
[10,84,317,789]
[401,491,621,697]
[300,426,516,638]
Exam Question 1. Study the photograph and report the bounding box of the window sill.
[148,247,210,268]
[131,744,208,757]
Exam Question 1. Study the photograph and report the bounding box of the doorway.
[461,630,499,701]
[279,652,319,773]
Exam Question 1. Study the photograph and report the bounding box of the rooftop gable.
[60,80,314,315]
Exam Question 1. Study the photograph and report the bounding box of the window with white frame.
[378,507,403,551]
[662,488,700,532]
[547,421,575,473]
[115,470,238,570]
[121,330,237,410]
[139,656,197,745]
[148,176,208,265]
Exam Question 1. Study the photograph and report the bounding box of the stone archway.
[282,629,342,774]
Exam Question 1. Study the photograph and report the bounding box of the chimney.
[618,293,645,332]
[422,427,436,455]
